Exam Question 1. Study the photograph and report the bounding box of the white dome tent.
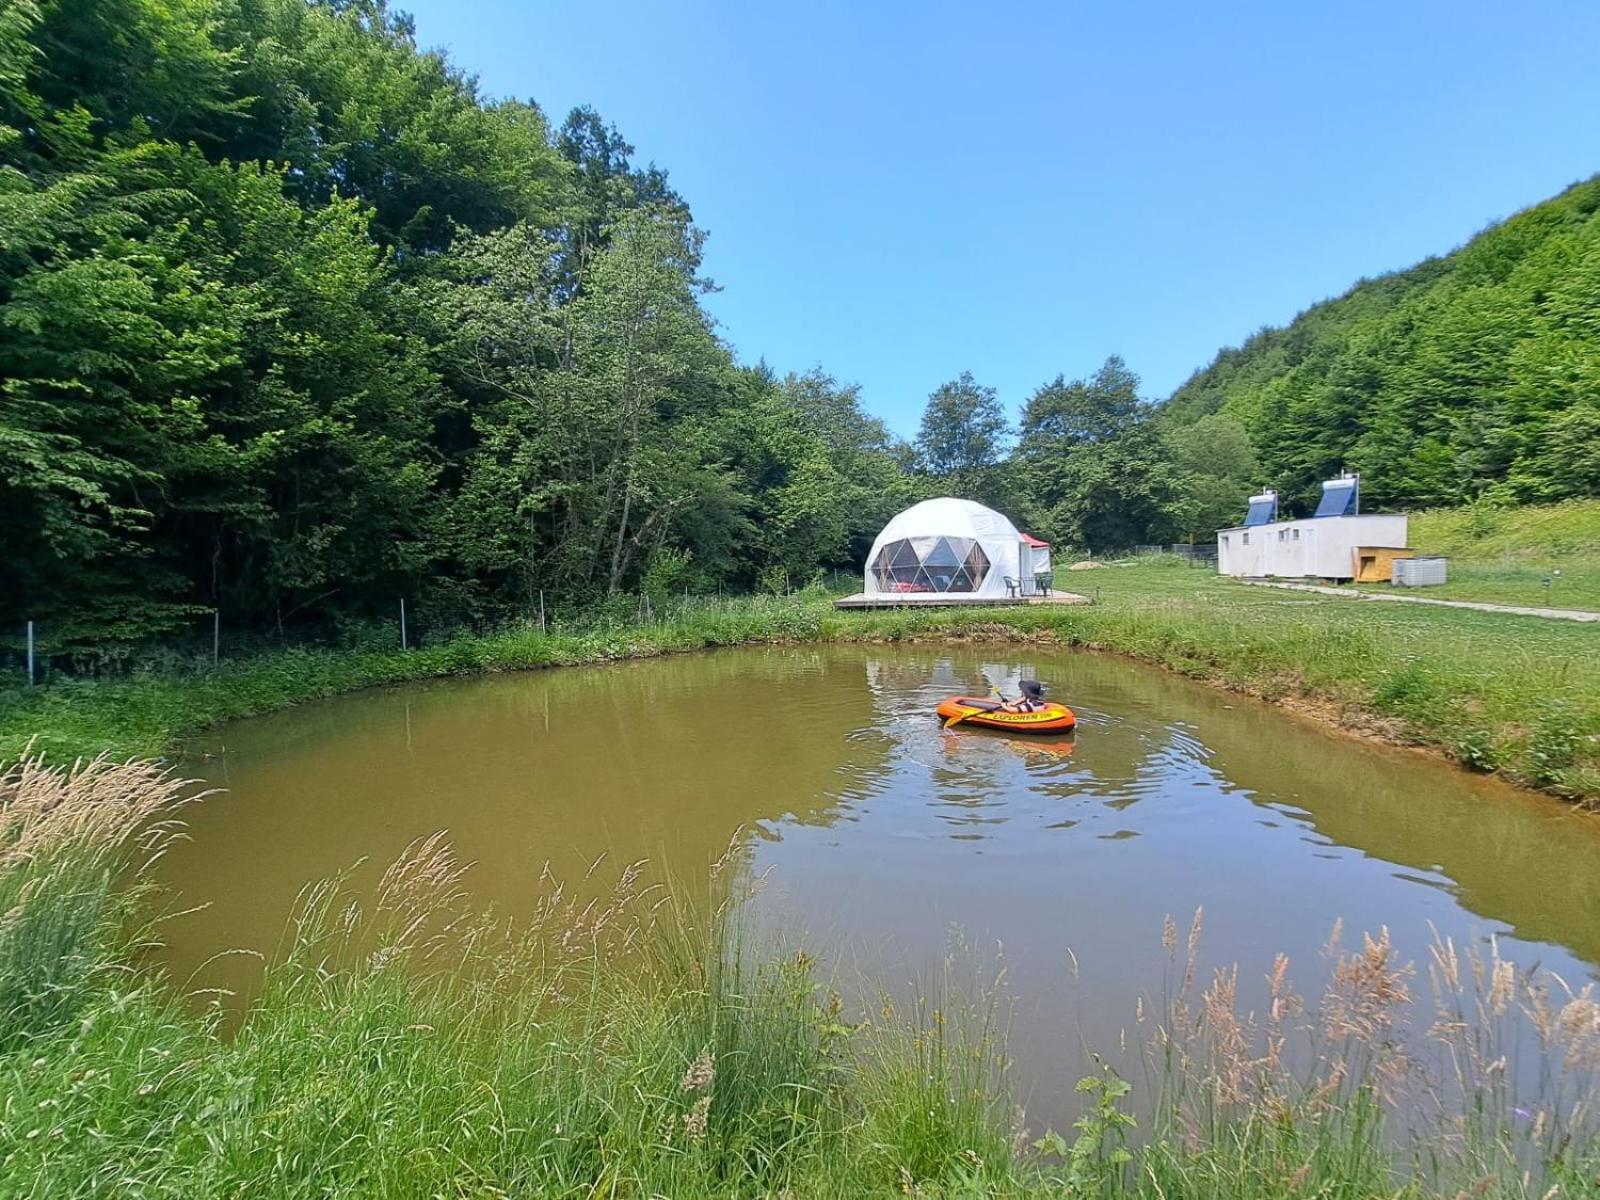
[860,497,1046,601]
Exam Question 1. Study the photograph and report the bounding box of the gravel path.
[1237,579,1600,623]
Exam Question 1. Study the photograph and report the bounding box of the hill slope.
[1166,177,1600,516]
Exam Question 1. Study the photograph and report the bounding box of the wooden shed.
[1352,546,1413,583]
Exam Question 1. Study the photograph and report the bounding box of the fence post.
[212,609,220,668]
[399,597,408,650]
[538,589,546,634]
[26,620,35,687]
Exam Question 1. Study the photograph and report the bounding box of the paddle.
[943,687,1004,729]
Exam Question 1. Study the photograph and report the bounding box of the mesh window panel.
[964,544,991,587]
[869,546,895,591]
[888,539,920,569]
[872,535,996,593]
[923,537,962,568]
[879,539,926,589]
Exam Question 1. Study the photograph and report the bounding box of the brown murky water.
[161,645,1600,1120]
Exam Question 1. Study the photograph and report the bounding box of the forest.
[3,0,1598,651]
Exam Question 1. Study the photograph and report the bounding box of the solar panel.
[1243,498,1277,526]
[1314,478,1358,518]
[1242,490,1278,526]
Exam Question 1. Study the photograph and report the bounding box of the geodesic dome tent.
[862,497,1029,599]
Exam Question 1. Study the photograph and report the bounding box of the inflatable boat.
[935,696,1077,734]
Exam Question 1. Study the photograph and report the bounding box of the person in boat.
[999,680,1047,712]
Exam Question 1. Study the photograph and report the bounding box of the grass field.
[1355,498,1600,610]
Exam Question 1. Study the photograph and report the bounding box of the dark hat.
[1019,679,1046,700]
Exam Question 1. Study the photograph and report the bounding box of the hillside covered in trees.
[1164,176,1600,516]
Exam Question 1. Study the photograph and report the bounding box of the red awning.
[1020,533,1050,548]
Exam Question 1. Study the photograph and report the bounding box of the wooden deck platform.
[832,591,1091,611]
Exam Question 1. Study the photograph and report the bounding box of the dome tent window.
[870,537,991,593]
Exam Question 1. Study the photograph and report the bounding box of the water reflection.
[159,643,1600,1127]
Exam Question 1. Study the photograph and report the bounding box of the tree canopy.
[0,0,911,646]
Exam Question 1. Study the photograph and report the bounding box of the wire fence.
[1,571,867,689]
[1132,543,1218,564]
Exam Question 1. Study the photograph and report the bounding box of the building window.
[1293,529,1301,541]
[1242,533,1250,546]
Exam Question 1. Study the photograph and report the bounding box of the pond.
[160,644,1600,1125]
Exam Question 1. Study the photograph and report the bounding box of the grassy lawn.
[1353,498,1600,610]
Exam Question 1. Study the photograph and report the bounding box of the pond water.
[161,645,1600,1124]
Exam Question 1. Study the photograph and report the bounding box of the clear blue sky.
[400,0,1600,438]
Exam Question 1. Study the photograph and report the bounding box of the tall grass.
[0,753,1014,1197]
[1125,911,1600,1199]
[0,752,193,1054]
[2,752,1599,1196]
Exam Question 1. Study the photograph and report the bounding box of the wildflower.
[680,1049,715,1093]
[1489,959,1515,1017]
[682,1094,711,1142]
[368,945,400,973]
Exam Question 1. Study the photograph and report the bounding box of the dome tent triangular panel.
[862,498,1028,599]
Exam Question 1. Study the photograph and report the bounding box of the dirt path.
[1238,579,1600,622]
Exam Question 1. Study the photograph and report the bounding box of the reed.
[0,751,194,1053]
[2,750,1598,1196]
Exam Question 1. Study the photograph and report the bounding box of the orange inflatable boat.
[935,696,1077,734]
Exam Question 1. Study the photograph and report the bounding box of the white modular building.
[1216,478,1408,581]
[862,497,1049,600]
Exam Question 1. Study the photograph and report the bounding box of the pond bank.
[5,751,1598,1198]
[2,564,1596,803]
